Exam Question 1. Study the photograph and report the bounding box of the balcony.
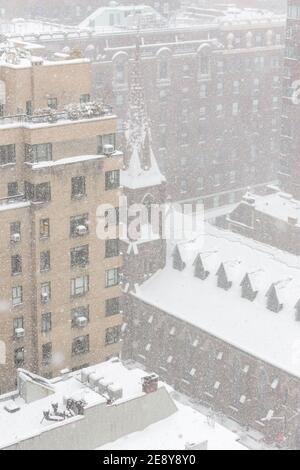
[0,102,114,128]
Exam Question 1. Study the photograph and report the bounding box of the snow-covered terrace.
[0,360,159,449]
[134,223,300,379]
[173,7,285,29]
[0,19,75,37]
[236,191,300,228]
[0,359,245,450]
[0,105,115,130]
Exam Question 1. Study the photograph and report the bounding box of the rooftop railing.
[0,102,114,127]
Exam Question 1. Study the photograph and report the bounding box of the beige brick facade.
[0,56,123,393]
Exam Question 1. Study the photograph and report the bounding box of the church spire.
[122,36,165,190]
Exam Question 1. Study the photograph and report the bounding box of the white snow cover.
[0,360,153,448]
[0,360,245,450]
[99,398,246,451]
[121,145,165,190]
[27,153,122,170]
[134,223,300,379]
[240,191,300,227]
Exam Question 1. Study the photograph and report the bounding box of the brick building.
[0,45,123,393]
[123,223,300,449]
[0,6,286,206]
[279,0,300,199]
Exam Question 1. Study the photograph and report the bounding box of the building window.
[229,170,236,184]
[10,222,21,242]
[72,335,89,355]
[40,218,50,239]
[7,182,19,197]
[41,282,51,304]
[71,245,89,268]
[105,325,121,345]
[71,176,86,199]
[115,63,126,85]
[25,143,52,163]
[71,275,89,297]
[105,297,120,317]
[199,55,210,76]
[71,306,89,327]
[105,170,120,190]
[70,214,89,237]
[158,59,169,80]
[197,176,204,191]
[13,317,24,334]
[25,182,51,203]
[11,255,22,276]
[105,268,119,288]
[217,83,223,96]
[80,94,90,104]
[105,208,120,228]
[41,312,52,333]
[47,97,57,110]
[216,104,223,118]
[214,174,221,187]
[26,101,32,116]
[12,286,23,307]
[14,347,25,367]
[200,83,207,98]
[42,342,52,365]
[232,102,239,116]
[105,239,119,258]
[0,144,15,165]
[97,134,116,154]
[40,251,50,272]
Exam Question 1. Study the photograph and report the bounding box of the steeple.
[121,36,165,190]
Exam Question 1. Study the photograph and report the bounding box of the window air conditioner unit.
[41,292,49,303]
[103,144,114,156]
[76,225,88,236]
[15,328,25,339]
[76,316,88,328]
[11,233,21,243]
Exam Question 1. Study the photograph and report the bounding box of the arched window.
[197,44,212,78]
[156,48,172,82]
[112,52,129,87]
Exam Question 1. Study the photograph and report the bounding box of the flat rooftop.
[235,191,300,228]
[0,360,245,450]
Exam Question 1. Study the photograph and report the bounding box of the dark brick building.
[0,6,285,205]
[123,224,300,449]
[279,0,300,199]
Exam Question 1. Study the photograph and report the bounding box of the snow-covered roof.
[99,396,246,451]
[79,4,165,31]
[0,360,156,448]
[121,144,165,189]
[0,19,74,36]
[121,40,165,190]
[0,359,245,450]
[172,6,285,29]
[134,223,300,379]
[238,191,300,227]
[27,152,122,171]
